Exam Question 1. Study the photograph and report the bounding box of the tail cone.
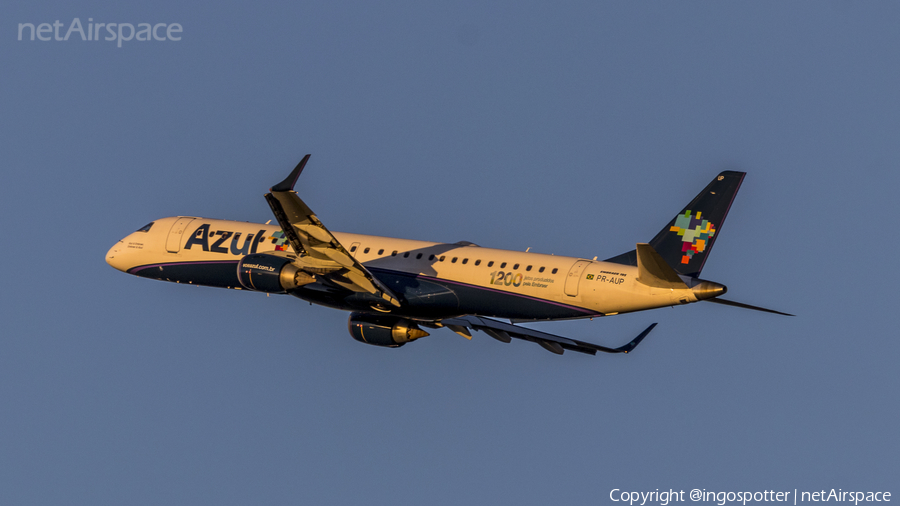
[692,281,727,301]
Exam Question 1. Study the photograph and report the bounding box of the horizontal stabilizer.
[636,243,689,289]
[706,297,794,316]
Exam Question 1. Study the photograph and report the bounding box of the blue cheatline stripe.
[127,260,238,274]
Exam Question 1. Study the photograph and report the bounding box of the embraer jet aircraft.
[106,155,790,356]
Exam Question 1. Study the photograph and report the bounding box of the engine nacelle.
[237,253,316,293]
[347,313,430,348]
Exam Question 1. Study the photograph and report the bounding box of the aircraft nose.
[105,241,128,272]
[691,281,726,301]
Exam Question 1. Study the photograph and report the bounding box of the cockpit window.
[136,222,154,232]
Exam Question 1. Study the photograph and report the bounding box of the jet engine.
[348,313,430,348]
[237,253,316,293]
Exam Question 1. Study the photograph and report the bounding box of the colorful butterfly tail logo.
[669,210,716,264]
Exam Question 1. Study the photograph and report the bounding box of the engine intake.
[237,253,316,293]
[348,313,429,348]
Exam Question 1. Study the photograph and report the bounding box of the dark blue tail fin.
[605,171,745,277]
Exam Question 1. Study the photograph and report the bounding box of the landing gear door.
[564,260,591,297]
[166,217,196,253]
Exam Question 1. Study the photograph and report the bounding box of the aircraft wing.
[264,155,402,307]
[439,315,657,356]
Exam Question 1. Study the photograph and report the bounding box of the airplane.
[105,155,791,356]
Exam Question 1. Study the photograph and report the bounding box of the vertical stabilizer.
[606,171,745,277]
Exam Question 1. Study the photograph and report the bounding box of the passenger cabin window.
[513,264,519,270]
[364,247,370,254]
[500,262,507,268]
[551,268,558,274]
[350,245,358,252]
[474,260,481,266]
[378,249,384,255]
[416,253,423,259]
[392,251,398,256]
[462,259,468,264]
[403,252,409,258]
[526,265,532,271]
[451,257,458,263]
[539,267,545,273]
[136,222,154,232]
[439,256,446,261]
[429,254,435,260]
[487,261,494,267]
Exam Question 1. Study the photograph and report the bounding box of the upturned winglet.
[271,154,311,192]
[614,323,658,353]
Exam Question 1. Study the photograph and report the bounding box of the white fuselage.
[107,216,702,320]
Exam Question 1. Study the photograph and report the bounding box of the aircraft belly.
[449,282,593,319]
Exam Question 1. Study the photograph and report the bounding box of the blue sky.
[2,2,898,505]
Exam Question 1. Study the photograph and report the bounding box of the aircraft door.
[166,218,196,253]
[564,260,591,296]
